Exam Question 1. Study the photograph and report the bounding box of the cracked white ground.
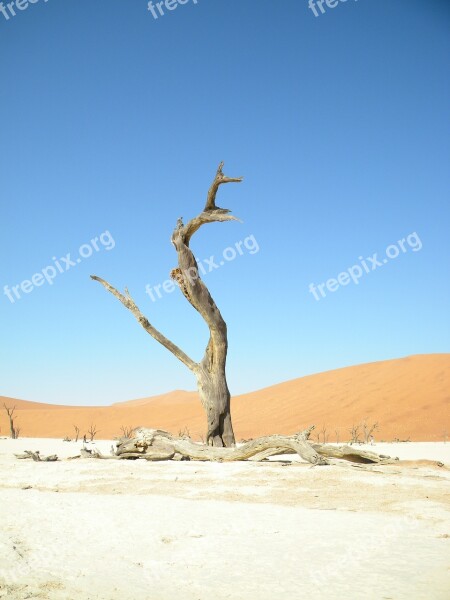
[1,439,449,600]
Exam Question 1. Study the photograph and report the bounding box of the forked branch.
[204,161,243,212]
[169,162,243,359]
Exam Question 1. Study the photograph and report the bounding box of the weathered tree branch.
[171,219,228,362]
[114,427,327,464]
[14,450,58,462]
[310,443,395,464]
[90,276,197,372]
[247,444,397,465]
[180,211,241,246]
[110,428,396,466]
[204,161,243,212]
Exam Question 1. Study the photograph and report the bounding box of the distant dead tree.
[14,426,21,439]
[91,162,244,447]
[349,424,362,445]
[443,430,448,444]
[335,429,340,444]
[120,425,134,439]
[362,420,379,444]
[73,425,80,442]
[321,425,329,444]
[3,404,18,439]
[314,426,328,443]
[87,424,99,441]
[178,426,191,439]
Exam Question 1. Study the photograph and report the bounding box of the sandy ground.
[0,439,449,600]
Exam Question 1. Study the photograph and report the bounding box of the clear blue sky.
[0,0,449,405]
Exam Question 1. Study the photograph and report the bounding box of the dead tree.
[87,424,98,441]
[319,424,329,444]
[3,404,18,439]
[349,424,361,445]
[178,426,191,439]
[73,425,80,442]
[363,420,379,444]
[92,162,243,447]
[120,425,134,439]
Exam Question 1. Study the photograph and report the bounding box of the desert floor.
[1,439,449,600]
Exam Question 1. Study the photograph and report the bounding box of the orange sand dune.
[1,354,449,442]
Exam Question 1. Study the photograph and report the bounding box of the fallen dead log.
[113,427,326,464]
[113,428,396,465]
[14,450,58,462]
[13,429,399,467]
[311,443,397,464]
[245,444,398,464]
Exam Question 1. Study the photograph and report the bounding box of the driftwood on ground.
[110,427,397,466]
[14,450,58,462]
[12,428,400,466]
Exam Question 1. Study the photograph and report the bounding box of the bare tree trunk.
[196,365,234,447]
[3,404,17,439]
[171,201,239,447]
[91,163,242,447]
